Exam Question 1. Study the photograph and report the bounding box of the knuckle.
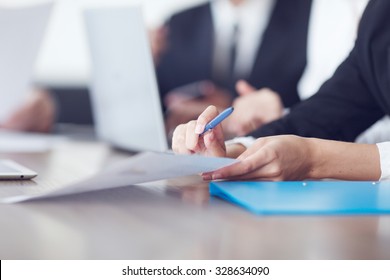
[270,176,283,182]
[172,143,179,153]
[172,125,184,139]
[185,138,196,151]
[188,120,197,127]
[262,87,272,92]
[268,164,283,178]
[253,138,267,148]
[206,105,218,113]
[265,147,279,161]
[198,106,219,124]
[241,161,254,174]
[197,115,207,124]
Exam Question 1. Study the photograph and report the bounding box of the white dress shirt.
[298,0,369,100]
[377,143,390,180]
[211,0,275,79]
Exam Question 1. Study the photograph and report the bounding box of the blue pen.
[200,107,234,135]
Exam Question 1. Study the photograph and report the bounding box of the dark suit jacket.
[250,0,390,142]
[156,0,312,108]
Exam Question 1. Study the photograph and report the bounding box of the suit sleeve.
[250,46,385,141]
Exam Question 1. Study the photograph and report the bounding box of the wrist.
[305,138,381,180]
[226,143,246,158]
[305,138,322,179]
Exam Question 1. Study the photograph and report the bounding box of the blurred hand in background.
[164,81,232,136]
[0,88,56,133]
[224,80,284,136]
[149,26,168,65]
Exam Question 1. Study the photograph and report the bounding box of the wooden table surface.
[1,139,389,260]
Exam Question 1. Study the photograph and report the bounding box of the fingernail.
[202,174,212,181]
[212,173,223,180]
[195,124,204,134]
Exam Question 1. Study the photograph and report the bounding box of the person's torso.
[156,0,312,108]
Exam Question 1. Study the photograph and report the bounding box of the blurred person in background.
[154,0,312,134]
[227,0,390,145]
[20,0,379,142]
[40,0,385,143]
[224,0,373,137]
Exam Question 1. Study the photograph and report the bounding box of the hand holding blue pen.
[171,105,231,157]
[200,107,234,135]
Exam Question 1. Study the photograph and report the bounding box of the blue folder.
[209,181,390,215]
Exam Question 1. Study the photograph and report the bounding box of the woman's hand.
[172,105,227,157]
[202,135,381,182]
[202,135,313,181]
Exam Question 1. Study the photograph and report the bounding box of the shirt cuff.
[225,136,256,149]
[376,142,390,180]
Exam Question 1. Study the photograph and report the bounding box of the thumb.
[236,80,256,96]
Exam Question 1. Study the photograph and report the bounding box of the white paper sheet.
[1,152,236,203]
[0,130,66,152]
[0,3,52,122]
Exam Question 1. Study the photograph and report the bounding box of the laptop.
[84,6,168,152]
[0,3,52,122]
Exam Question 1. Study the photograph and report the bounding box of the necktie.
[227,22,239,96]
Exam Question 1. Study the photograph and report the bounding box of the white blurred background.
[1,0,207,87]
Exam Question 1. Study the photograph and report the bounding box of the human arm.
[0,88,56,132]
[202,136,381,181]
[225,80,284,136]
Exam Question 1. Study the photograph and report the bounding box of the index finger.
[194,105,220,134]
[202,148,271,180]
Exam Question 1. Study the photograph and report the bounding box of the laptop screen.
[84,5,168,152]
[0,3,52,122]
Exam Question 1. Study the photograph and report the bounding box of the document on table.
[0,130,67,152]
[0,3,52,122]
[1,152,236,203]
